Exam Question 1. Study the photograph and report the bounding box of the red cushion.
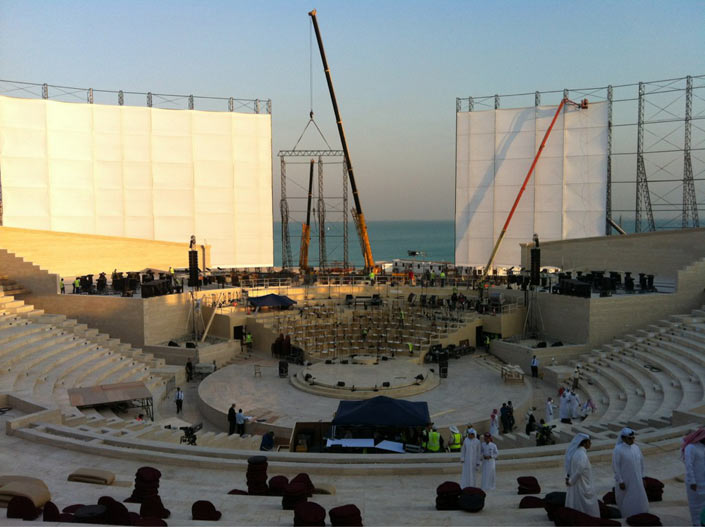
[104,499,134,526]
[642,477,664,490]
[136,467,162,482]
[518,476,540,487]
[519,496,545,509]
[284,482,308,497]
[437,481,462,496]
[291,473,315,497]
[461,486,486,497]
[7,495,40,521]
[43,501,60,522]
[268,475,288,496]
[294,501,326,526]
[192,500,221,521]
[329,504,363,526]
[519,485,542,495]
[140,495,170,519]
[626,513,662,526]
[227,489,249,495]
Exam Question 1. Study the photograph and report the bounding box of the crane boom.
[308,9,375,270]
[299,159,314,270]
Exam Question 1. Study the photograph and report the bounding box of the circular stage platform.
[291,355,439,399]
[196,353,533,434]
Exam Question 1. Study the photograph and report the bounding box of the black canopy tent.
[332,396,430,427]
[248,293,297,309]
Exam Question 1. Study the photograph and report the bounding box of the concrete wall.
[28,294,145,346]
[145,340,238,368]
[0,248,59,295]
[0,225,210,278]
[521,228,705,278]
[480,308,527,339]
[491,340,587,376]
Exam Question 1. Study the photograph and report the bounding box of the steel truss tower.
[277,149,347,269]
[683,76,699,228]
[606,85,613,235]
[635,82,656,232]
[317,156,327,269]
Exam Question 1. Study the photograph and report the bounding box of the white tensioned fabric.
[455,102,607,267]
[0,95,273,267]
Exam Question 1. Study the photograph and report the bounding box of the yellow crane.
[308,9,375,270]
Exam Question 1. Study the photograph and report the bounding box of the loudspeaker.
[439,366,448,378]
[530,248,541,286]
[382,381,390,387]
[188,250,199,287]
[337,381,345,387]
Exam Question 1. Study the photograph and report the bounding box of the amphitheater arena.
[0,224,704,525]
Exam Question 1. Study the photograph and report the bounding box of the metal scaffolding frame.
[457,74,705,233]
[0,79,270,113]
[277,149,349,270]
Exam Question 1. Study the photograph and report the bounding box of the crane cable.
[291,17,332,152]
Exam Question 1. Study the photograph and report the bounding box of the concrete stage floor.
[195,351,532,432]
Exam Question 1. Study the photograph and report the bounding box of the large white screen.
[455,101,607,268]
[0,95,273,267]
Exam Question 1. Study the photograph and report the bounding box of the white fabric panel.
[455,101,607,267]
[0,95,273,267]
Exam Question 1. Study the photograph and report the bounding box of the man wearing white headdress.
[565,432,600,518]
[612,427,649,518]
[682,427,705,525]
[481,432,498,491]
[570,391,581,420]
[460,428,481,488]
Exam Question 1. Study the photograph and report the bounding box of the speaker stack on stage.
[438,350,449,379]
[188,250,199,287]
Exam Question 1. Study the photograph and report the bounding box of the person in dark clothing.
[185,357,194,382]
[507,400,516,432]
[500,403,510,433]
[227,404,237,435]
[260,431,275,451]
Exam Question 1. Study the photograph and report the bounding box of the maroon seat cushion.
[518,476,540,487]
[458,492,485,513]
[140,495,170,519]
[7,495,40,521]
[642,477,664,490]
[435,495,459,511]
[602,490,616,505]
[136,467,162,482]
[519,496,545,509]
[599,520,621,526]
[247,455,268,465]
[519,485,542,495]
[104,498,135,526]
[626,513,662,526]
[284,482,308,497]
[461,487,486,497]
[63,503,86,514]
[59,513,75,522]
[227,489,249,495]
[291,473,315,497]
[437,481,462,496]
[599,500,621,519]
[192,500,222,521]
[98,495,117,506]
[294,501,326,527]
[553,506,583,526]
[42,500,60,522]
[329,504,363,526]
[268,475,288,496]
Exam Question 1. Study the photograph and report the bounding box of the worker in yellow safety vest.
[245,332,253,349]
[448,425,462,451]
[369,271,375,285]
[426,425,442,452]
[73,278,80,294]
[407,342,414,356]
[421,423,430,450]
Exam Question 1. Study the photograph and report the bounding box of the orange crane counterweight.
[308,9,375,270]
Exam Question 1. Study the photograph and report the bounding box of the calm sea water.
[272,218,661,268]
[274,221,455,268]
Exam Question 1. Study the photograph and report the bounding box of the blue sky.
[1,0,703,220]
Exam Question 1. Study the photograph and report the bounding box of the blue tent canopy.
[331,396,430,427]
[248,294,297,308]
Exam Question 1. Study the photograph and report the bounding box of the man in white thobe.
[480,432,498,491]
[565,432,600,518]
[546,397,555,422]
[460,428,481,488]
[612,428,649,518]
[559,390,571,423]
[570,391,581,420]
[683,427,705,526]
